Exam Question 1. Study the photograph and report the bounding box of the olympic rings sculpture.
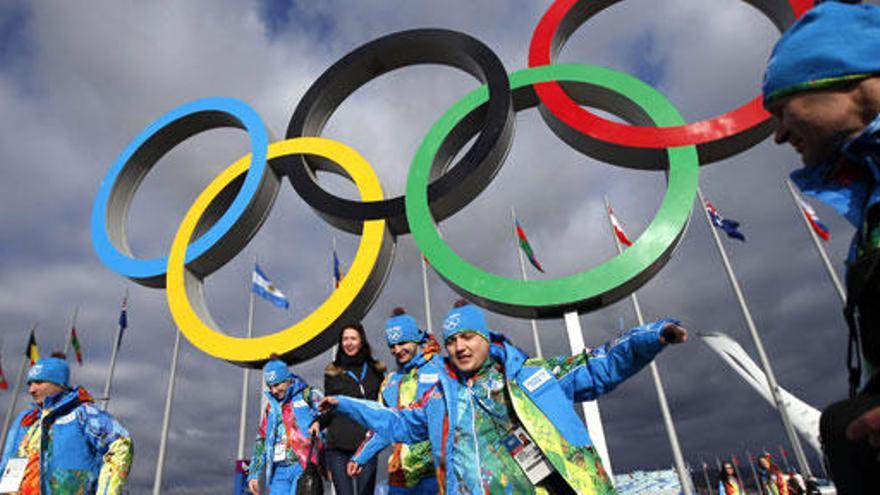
[91,1,813,367]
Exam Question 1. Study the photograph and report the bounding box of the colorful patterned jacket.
[335,319,675,494]
[352,337,442,494]
[718,477,746,495]
[759,465,790,495]
[248,379,323,488]
[0,386,132,495]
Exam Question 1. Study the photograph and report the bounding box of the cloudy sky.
[0,0,873,492]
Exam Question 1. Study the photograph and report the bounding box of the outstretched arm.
[551,319,687,401]
[319,392,431,445]
[350,429,392,468]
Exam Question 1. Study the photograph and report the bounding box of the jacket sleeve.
[335,393,431,445]
[351,429,391,465]
[0,411,27,474]
[549,319,673,402]
[351,389,391,465]
[78,404,133,495]
[248,406,269,482]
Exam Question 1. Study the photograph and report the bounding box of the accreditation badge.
[502,427,554,484]
[273,432,288,462]
[0,458,27,493]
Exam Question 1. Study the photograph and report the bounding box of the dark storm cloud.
[1,1,872,492]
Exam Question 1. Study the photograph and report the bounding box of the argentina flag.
[252,264,290,309]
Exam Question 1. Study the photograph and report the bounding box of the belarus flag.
[796,196,830,241]
[607,205,633,247]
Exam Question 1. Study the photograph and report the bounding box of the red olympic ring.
[528,0,814,164]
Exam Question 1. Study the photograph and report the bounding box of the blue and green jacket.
[335,319,675,494]
[0,386,132,495]
[352,338,443,495]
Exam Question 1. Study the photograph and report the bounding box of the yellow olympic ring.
[166,137,393,366]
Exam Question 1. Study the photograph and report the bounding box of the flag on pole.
[25,330,39,366]
[705,200,746,241]
[116,296,128,350]
[607,205,634,247]
[252,264,290,309]
[796,196,830,241]
[70,326,83,365]
[333,250,344,289]
[514,218,544,273]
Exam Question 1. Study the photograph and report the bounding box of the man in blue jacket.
[762,1,880,491]
[347,308,442,494]
[0,353,132,494]
[320,301,687,494]
[248,358,324,495]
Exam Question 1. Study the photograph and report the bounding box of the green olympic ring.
[406,64,699,319]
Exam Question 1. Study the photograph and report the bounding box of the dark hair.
[718,462,739,485]
[391,307,406,316]
[50,351,66,359]
[268,353,281,361]
[334,322,380,368]
[453,298,469,308]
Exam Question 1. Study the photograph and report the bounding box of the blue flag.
[705,200,746,241]
[116,296,128,349]
[252,264,290,309]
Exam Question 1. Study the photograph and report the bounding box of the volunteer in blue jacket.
[0,353,132,494]
[248,357,324,495]
[347,307,442,494]
[762,1,880,491]
[320,300,688,494]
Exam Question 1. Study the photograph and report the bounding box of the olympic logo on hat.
[91,0,812,367]
[387,326,404,342]
[444,314,462,333]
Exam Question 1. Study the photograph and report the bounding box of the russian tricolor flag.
[796,196,830,241]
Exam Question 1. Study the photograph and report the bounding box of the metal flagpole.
[102,288,128,411]
[778,445,792,473]
[63,306,79,357]
[0,325,35,451]
[785,180,846,302]
[420,255,434,335]
[563,312,613,479]
[602,196,693,495]
[700,459,713,495]
[510,207,543,358]
[238,261,257,462]
[153,327,182,495]
[746,451,762,493]
[697,187,812,476]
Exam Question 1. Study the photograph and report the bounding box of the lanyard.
[345,362,368,397]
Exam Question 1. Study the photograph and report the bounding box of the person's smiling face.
[445,332,489,374]
[769,84,868,167]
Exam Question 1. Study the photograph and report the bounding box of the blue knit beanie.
[763,1,880,106]
[263,359,291,386]
[442,303,490,343]
[385,313,425,347]
[27,357,70,388]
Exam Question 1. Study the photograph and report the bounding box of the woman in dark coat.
[322,323,385,495]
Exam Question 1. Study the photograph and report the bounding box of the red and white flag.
[608,205,633,247]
